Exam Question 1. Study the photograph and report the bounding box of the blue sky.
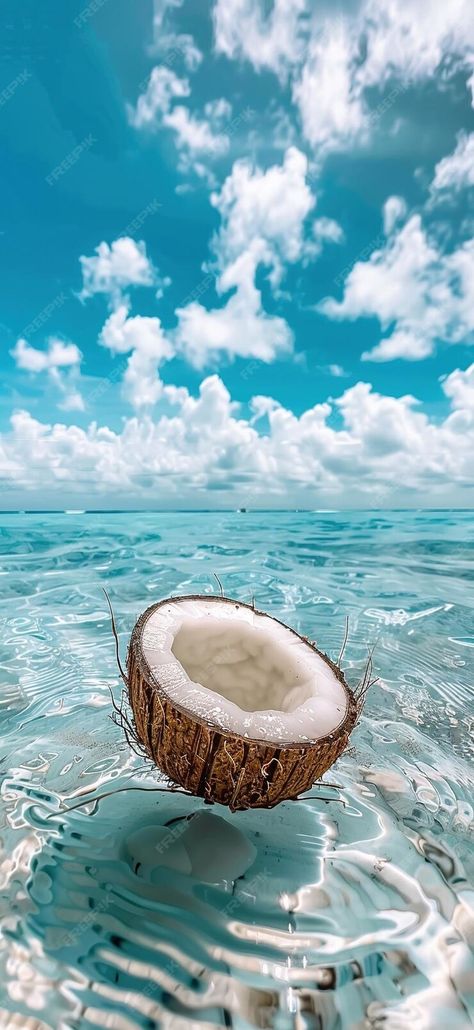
[1,0,473,508]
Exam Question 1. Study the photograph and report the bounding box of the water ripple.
[0,510,473,1028]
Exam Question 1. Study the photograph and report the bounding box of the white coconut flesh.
[141,598,349,745]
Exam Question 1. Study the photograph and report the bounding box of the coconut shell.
[127,595,358,812]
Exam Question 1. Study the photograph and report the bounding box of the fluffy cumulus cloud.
[92,148,316,378]
[313,217,345,248]
[383,196,407,235]
[128,66,190,129]
[175,243,292,366]
[319,203,474,361]
[213,0,474,156]
[430,132,474,195]
[100,305,174,408]
[469,68,474,106]
[152,0,203,71]
[211,145,315,273]
[11,337,84,411]
[293,19,367,155]
[1,365,473,505]
[12,337,81,374]
[357,0,474,88]
[300,1,474,154]
[77,238,172,410]
[213,0,308,79]
[441,362,474,412]
[79,238,156,305]
[175,146,315,365]
[164,101,230,169]
[128,66,231,178]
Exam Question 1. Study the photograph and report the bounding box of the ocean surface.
[0,509,473,1029]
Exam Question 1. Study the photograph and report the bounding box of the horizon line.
[0,507,473,515]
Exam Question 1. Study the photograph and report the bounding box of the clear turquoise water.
[0,510,473,1029]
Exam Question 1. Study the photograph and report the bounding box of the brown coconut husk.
[110,594,366,812]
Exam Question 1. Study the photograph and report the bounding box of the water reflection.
[0,510,473,1027]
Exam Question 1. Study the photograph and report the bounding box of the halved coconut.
[127,595,357,811]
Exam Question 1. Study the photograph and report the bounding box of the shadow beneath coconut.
[25,787,330,1027]
[23,767,472,1029]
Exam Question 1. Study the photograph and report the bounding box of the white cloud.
[128,67,190,129]
[468,68,474,106]
[175,147,315,365]
[77,150,315,402]
[292,0,474,157]
[214,0,474,157]
[49,370,85,412]
[175,242,292,366]
[78,242,175,414]
[430,132,474,195]
[164,105,229,157]
[152,0,203,71]
[249,394,281,423]
[2,365,473,505]
[328,364,347,378]
[357,0,474,89]
[441,362,474,412]
[128,66,231,178]
[212,145,315,273]
[293,19,367,155]
[213,0,308,79]
[79,238,156,305]
[383,196,407,235]
[319,212,474,361]
[12,337,81,373]
[100,305,174,409]
[214,0,474,84]
[11,337,84,411]
[313,217,345,246]
[204,98,233,121]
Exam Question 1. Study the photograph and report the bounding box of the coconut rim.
[128,594,358,750]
